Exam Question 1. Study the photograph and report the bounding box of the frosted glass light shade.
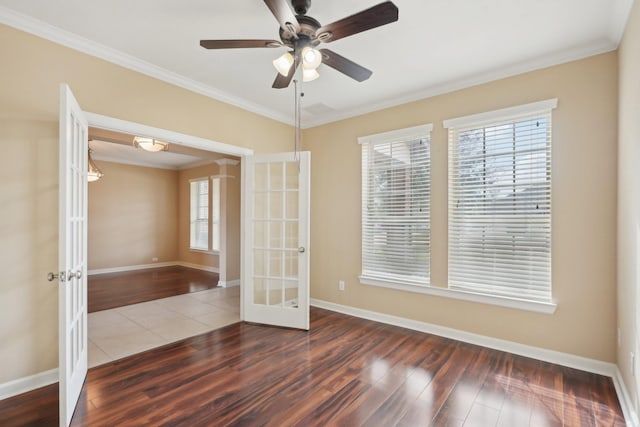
[133,136,168,152]
[273,52,294,76]
[301,47,321,69]
[303,68,319,82]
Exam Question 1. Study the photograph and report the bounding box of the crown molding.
[302,39,617,128]
[0,6,293,126]
[214,158,240,166]
[90,153,181,170]
[0,5,629,130]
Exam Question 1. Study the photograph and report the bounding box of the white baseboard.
[88,262,176,275]
[613,367,639,426]
[176,262,219,274]
[218,279,240,288]
[0,368,58,401]
[88,261,219,276]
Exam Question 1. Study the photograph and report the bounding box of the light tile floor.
[88,286,240,368]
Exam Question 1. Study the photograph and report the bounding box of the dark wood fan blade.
[200,39,282,49]
[316,1,398,43]
[272,62,299,89]
[319,49,372,82]
[263,0,300,34]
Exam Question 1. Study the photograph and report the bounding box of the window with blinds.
[212,177,221,252]
[190,178,209,250]
[359,125,432,287]
[445,100,556,303]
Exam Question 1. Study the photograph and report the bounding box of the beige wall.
[0,23,291,384]
[617,0,640,415]
[177,163,220,268]
[88,161,179,270]
[175,161,241,278]
[303,52,618,362]
[89,159,240,274]
[224,163,242,282]
[0,120,59,383]
[0,17,625,388]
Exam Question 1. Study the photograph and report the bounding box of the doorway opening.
[83,115,250,368]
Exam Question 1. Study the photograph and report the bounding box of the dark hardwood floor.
[88,265,219,312]
[0,308,625,426]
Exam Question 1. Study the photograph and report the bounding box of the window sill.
[359,275,557,314]
[189,248,219,255]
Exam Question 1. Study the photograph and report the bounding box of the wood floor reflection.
[0,308,625,426]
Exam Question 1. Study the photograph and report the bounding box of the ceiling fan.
[200,0,399,88]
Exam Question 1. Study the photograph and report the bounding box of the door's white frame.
[83,112,253,322]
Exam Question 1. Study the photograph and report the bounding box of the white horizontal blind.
[362,134,430,286]
[448,110,552,303]
[190,179,209,250]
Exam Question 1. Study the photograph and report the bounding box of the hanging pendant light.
[87,149,104,182]
[133,136,168,152]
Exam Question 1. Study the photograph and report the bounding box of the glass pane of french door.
[252,159,300,308]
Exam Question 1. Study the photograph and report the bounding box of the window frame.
[444,98,557,311]
[211,176,221,252]
[189,176,222,254]
[358,124,433,289]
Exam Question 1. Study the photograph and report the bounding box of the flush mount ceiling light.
[133,136,168,152]
[87,148,103,182]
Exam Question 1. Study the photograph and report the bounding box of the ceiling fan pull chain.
[293,78,299,162]
[293,64,303,171]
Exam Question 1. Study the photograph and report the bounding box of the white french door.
[243,152,310,330]
[58,84,89,427]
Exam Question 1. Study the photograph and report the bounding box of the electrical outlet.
[152,257,158,262]
[338,280,345,291]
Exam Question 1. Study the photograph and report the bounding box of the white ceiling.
[90,139,208,170]
[0,0,633,127]
[87,128,238,169]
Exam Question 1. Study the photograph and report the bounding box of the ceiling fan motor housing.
[279,15,322,49]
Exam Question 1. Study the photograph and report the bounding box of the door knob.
[68,270,82,280]
[47,271,66,282]
[298,247,305,253]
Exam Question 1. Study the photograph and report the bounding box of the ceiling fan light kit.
[133,136,169,152]
[273,52,295,76]
[301,46,321,70]
[302,67,319,82]
[199,0,399,88]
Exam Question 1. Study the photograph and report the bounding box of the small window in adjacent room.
[358,124,432,288]
[444,99,557,304]
[190,178,209,250]
[211,177,221,252]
